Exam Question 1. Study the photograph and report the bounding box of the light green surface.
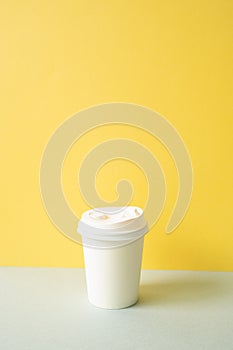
[0,268,232,349]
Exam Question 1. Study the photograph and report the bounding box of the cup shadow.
[138,274,224,306]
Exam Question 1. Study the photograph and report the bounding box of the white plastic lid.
[77,206,148,248]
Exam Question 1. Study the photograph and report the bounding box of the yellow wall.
[1,0,232,270]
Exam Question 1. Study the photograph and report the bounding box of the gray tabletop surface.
[0,267,232,350]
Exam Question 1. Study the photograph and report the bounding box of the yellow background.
[1,0,232,270]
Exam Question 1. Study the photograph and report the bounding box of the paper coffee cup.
[77,206,148,309]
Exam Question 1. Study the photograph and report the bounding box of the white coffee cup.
[77,206,148,309]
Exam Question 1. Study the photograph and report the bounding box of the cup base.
[88,297,139,310]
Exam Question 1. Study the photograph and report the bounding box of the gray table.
[0,268,232,350]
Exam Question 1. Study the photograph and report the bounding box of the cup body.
[83,236,144,309]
